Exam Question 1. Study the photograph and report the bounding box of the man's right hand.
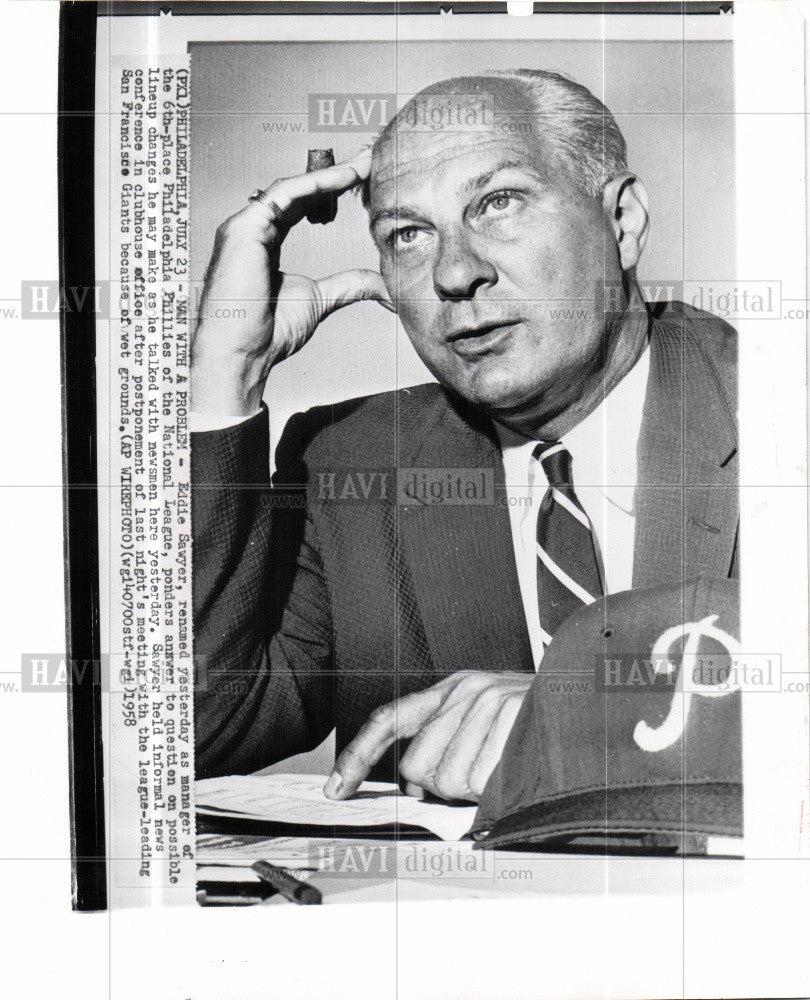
[191,148,393,416]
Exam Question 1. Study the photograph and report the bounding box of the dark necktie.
[534,442,604,644]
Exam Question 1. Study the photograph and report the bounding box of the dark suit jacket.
[192,301,738,779]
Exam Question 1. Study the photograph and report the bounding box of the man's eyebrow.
[459,159,541,195]
[369,159,543,230]
[369,205,427,230]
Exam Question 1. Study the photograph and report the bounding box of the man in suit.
[191,71,737,802]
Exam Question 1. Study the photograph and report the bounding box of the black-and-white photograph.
[190,27,744,888]
[6,3,810,999]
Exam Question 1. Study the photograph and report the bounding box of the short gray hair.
[489,69,628,197]
[361,69,627,204]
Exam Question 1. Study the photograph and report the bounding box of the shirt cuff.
[189,409,262,433]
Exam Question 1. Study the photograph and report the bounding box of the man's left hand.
[323,671,532,803]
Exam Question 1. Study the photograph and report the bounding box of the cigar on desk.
[251,860,322,905]
[305,148,338,225]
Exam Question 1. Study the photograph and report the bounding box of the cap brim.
[476,781,742,849]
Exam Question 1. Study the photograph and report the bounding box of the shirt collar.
[493,343,651,496]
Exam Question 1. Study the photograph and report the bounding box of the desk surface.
[192,832,810,1000]
[197,832,745,906]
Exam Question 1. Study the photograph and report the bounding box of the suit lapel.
[633,308,738,589]
[398,390,535,678]
[395,304,737,673]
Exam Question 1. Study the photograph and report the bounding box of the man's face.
[368,82,624,423]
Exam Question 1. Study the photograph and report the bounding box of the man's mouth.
[447,320,522,355]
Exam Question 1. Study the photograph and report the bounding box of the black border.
[59,0,106,912]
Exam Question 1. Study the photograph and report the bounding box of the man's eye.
[392,226,422,247]
[481,191,519,215]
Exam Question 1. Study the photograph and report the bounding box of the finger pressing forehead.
[262,161,369,214]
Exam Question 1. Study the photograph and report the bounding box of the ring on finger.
[248,188,283,219]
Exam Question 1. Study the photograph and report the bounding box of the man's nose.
[432,232,497,300]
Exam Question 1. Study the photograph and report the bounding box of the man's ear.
[603,172,649,271]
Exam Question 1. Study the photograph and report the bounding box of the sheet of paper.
[196,834,320,864]
[197,864,316,882]
[196,773,477,842]
[197,834,386,865]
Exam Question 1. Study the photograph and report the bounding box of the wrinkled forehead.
[369,78,555,203]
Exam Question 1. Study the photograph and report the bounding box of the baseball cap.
[471,575,742,854]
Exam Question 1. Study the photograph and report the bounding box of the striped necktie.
[534,442,604,644]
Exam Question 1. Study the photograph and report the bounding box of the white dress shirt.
[190,344,651,669]
[494,344,651,667]
[189,410,257,432]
